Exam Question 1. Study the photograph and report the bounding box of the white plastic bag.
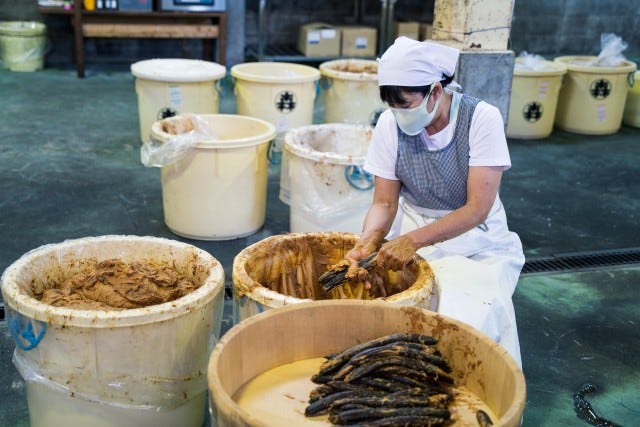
[596,33,628,67]
[515,51,548,71]
[140,113,217,167]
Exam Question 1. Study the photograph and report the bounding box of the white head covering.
[378,37,460,87]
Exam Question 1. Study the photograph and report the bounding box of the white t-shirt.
[364,97,511,181]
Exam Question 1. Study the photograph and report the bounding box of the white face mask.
[390,86,441,136]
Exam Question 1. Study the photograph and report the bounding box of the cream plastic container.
[232,232,435,322]
[284,123,373,233]
[131,58,227,143]
[151,114,276,240]
[0,21,47,72]
[506,59,567,139]
[623,71,640,127]
[554,55,637,135]
[0,235,225,427]
[319,58,385,125]
[230,61,321,205]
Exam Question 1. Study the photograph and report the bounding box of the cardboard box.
[393,21,420,40]
[420,22,433,40]
[297,22,341,57]
[338,26,377,57]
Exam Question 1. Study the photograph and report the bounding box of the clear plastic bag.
[515,51,549,71]
[140,113,217,167]
[595,33,628,67]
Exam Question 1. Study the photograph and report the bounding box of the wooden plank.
[82,23,219,38]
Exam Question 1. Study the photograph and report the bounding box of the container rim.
[554,55,637,73]
[208,299,527,427]
[151,114,277,150]
[0,235,225,328]
[513,59,567,77]
[319,58,378,81]
[0,21,46,36]
[231,61,321,84]
[130,58,227,82]
[283,123,372,165]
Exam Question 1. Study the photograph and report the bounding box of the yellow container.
[208,300,526,427]
[230,62,321,205]
[284,123,373,233]
[554,55,637,135]
[623,71,640,127]
[1,235,225,427]
[0,21,46,72]
[150,114,276,240]
[506,59,567,139]
[130,58,227,143]
[232,231,435,321]
[319,58,386,125]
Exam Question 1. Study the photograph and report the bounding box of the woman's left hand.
[375,235,416,271]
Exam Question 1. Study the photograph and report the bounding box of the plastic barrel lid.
[0,21,46,36]
[230,61,320,83]
[130,58,227,82]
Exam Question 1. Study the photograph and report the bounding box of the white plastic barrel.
[319,58,386,126]
[0,235,225,427]
[0,21,47,72]
[553,55,637,135]
[623,71,640,127]
[230,62,321,205]
[150,114,276,240]
[284,123,373,233]
[130,58,227,143]
[506,59,567,139]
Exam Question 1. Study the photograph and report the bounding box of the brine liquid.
[232,357,498,426]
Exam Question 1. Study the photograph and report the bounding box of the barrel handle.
[628,71,636,88]
[8,311,46,351]
[267,139,281,165]
[231,76,238,96]
[345,165,374,191]
[320,76,333,90]
[214,78,224,97]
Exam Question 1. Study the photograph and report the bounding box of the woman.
[347,37,525,366]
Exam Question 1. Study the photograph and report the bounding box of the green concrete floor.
[1,66,640,426]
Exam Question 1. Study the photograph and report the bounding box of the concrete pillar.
[431,0,516,123]
[432,0,514,50]
[455,50,515,124]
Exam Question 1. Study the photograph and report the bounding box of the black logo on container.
[590,79,611,100]
[523,102,543,123]
[158,107,178,119]
[275,91,296,113]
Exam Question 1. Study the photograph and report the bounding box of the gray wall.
[511,0,640,61]
[1,0,639,69]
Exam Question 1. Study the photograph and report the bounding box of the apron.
[388,91,525,367]
[395,196,524,367]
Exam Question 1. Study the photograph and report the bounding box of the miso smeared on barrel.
[38,258,199,310]
[305,332,456,426]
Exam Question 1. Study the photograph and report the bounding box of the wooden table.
[38,6,226,78]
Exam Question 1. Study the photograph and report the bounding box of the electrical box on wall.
[159,0,226,12]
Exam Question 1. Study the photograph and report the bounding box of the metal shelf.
[255,0,396,63]
[246,44,375,63]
